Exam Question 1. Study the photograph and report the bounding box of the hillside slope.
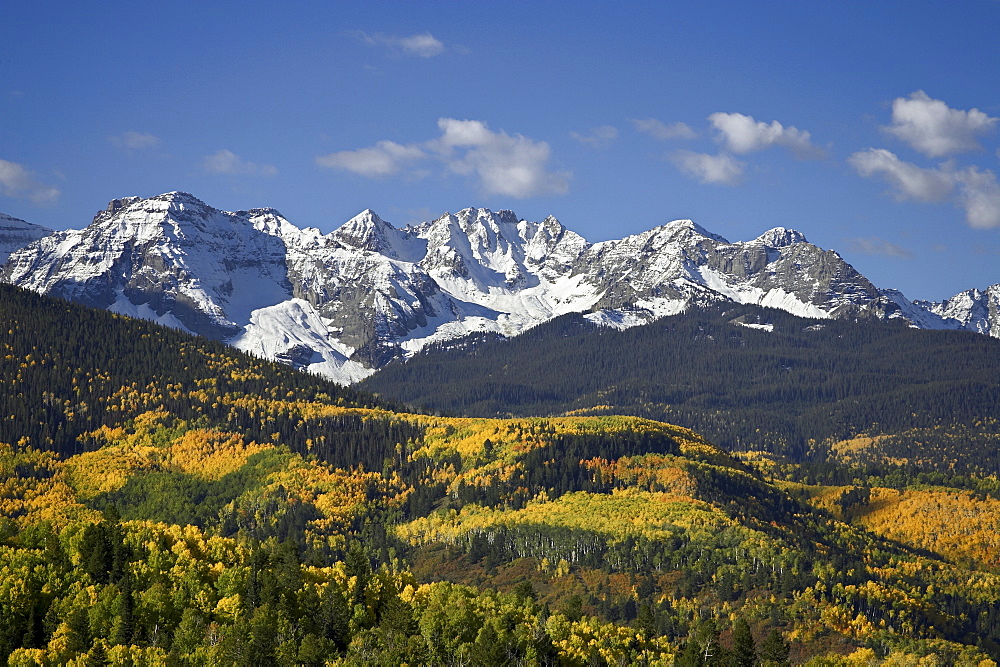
[360,303,1000,464]
[1,286,999,664]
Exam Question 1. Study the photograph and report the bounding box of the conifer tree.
[759,628,790,665]
[733,617,756,667]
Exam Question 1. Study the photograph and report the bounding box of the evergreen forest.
[361,304,1000,475]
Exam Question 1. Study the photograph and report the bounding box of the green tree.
[759,628,790,666]
[170,608,207,659]
[296,633,336,666]
[733,618,756,667]
[319,582,351,652]
[636,603,656,638]
[469,622,504,665]
[560,595,583,623]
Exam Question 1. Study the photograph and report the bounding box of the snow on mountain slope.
[3,193,293,338]
[566,220,882,323]
[230,298,374,383]
[915,284,1000,337]
[331,209,426,262]
[3,191,998,384]
[0,212,52,264]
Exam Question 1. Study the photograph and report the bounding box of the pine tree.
[759,628,790,665]
[320,582,351,652]
[636,603,656,638]
[733,618,756,667]
[470,623,505,665]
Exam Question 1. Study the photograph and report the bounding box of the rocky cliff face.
[915,285,1000,338]
[0,213,51,264]
[2,192,996,383]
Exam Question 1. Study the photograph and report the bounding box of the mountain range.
[3,191,998,384]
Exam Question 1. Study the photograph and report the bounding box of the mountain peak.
[90,192,217,228]
[103,196,143,214]
[451,207,519,227]
[331,209,425,261]
[332,209,394,247]
[652,219,729,244]
[0,212,53,264]
[754,227,808,247]
[153,191,210,207]
[6,190,999,386]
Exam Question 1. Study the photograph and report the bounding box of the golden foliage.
[167,430,270,481]
[0,443,99,529]
[854,487,1000,571]
[398,488,736,547]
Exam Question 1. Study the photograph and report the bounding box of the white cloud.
[849,148,1000,229]
[397,33,445,57]
[202,149,277,176]
[358,31,445,57]
[671,150,744,185]
[110,131,161,151]
[433,119,570,198]
[317,119,570,199]
[847,236,913,258]
[848,148,954,202]
[631,118,696,140]
[885,91,998,158]
[0,158,59,204]
[316,141,426,178]
[709,112,820,157]
[953,167,1000,229]
[569,125,618,148]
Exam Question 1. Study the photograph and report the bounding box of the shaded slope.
[0,282,389,458]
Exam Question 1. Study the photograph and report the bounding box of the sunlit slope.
[2,282,1000,663]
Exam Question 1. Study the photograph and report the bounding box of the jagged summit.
[754,227,808,247]
[331,209,424,262]
[915,284,1000,337]
[151,190,210,206]
[645,219,729,244]
[332,209,394,245]
[2,191,997,384]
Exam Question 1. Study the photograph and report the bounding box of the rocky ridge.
[2,192,996,383]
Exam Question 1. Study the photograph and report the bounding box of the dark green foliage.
[344,541,372,605]
[77,519,131,586]
[0,283,394,459]
[319,580,351,651]
[678,618,724,666]
[733,618,756,667]
[453,429,682,510]
[361,303,1000,464]
[227,407,425,474]
[759,628,790,665]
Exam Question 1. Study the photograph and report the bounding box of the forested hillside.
[360,303,1000,467]
[2,285,1000,665]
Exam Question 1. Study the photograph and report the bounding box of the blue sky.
[3,1,999,301]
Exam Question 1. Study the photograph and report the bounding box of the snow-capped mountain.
[0,213,51,264]
[914,285,1000,338]
[2,192,997,383]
